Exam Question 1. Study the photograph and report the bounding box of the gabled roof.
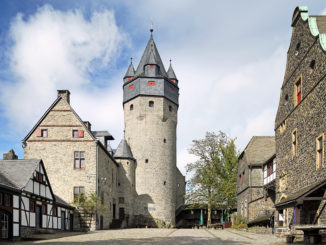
[22,96,96,143]
[167,63,177,80]
[0,159,40,190]
[135,33,167,77]
[124,62,135,78]
[239,136,275,166]
[291,6,326,51]
[114,138,134,160]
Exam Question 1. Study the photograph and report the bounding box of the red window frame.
[148,81,155,86]
[42,203,47,214]
[30,200,36,212]
[296,79,302,104]
[129,84,134,91]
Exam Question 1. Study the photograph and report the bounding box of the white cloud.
[1,5,126,135]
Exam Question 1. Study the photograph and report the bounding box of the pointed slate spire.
[114,137,134,160]
[124,58,135,78]
[167,59,177,81]
[135,30,167,77]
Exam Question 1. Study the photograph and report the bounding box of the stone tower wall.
[117,158,136,226]
[124,96,177,227]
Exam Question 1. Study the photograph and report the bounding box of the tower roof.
[114,138,134,160]
[167,61,177,80]
[124,60,135,78]
[135,32,167,77]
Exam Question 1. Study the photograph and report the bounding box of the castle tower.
[123,30,179,227]
[114,137,136,227]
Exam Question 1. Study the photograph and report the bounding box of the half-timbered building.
[0,154,73,240]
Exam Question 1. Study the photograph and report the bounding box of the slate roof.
[248,213,273,225]
[239,136,275,166]
[54,194,73,209]
[314,16,326,34]
[124,62,135,78]
[114,138,134,160]
[0,159,40,190]
[167,63,177,80]
[135,33,168,77]
[92,131,114,140]
[275,180,326,207]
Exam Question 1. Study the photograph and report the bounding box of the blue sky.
[0,1,326,175]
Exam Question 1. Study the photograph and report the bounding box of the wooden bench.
[207,223,224,229]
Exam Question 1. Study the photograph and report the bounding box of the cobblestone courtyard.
[5,229,286,245]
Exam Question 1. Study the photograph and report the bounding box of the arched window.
[130,104,134,111]
[149,101,154,107]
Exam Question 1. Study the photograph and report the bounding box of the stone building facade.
[237,136,275,225]
[122,30,184,227]
[21,30,185,230]
[23,90,119,230]
[274,6,326,228]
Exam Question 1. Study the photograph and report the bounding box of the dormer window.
[149,101,154,107]
[295,78,302,104]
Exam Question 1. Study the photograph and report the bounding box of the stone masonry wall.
[175,167,185,209]
[275,10,326,225]
[117,158,136,227]
[124,96,177,227]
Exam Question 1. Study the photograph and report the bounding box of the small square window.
[30,200,35,212]
[145,159,148,163]
[42,203,47,214]
[149,101,154,107]
[73,130,78,138]
[41,129,48,137]
[119,197,124,204]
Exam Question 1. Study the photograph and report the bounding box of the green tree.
[72,192,107,229]
[186,131,238,226]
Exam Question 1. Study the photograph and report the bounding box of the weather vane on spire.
[150,19,153,33]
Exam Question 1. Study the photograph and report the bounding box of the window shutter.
[36,129,42,137]
[78,130,84,138]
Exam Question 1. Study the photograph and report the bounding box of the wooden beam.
[302,197,326,201]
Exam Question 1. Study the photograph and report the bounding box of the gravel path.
[4,228,286,244]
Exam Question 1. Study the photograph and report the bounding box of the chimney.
[57,90,70,104]
[3,149,18,160]
[84,121,92,131]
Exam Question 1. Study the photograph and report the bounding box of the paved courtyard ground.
[4,228,287,245]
